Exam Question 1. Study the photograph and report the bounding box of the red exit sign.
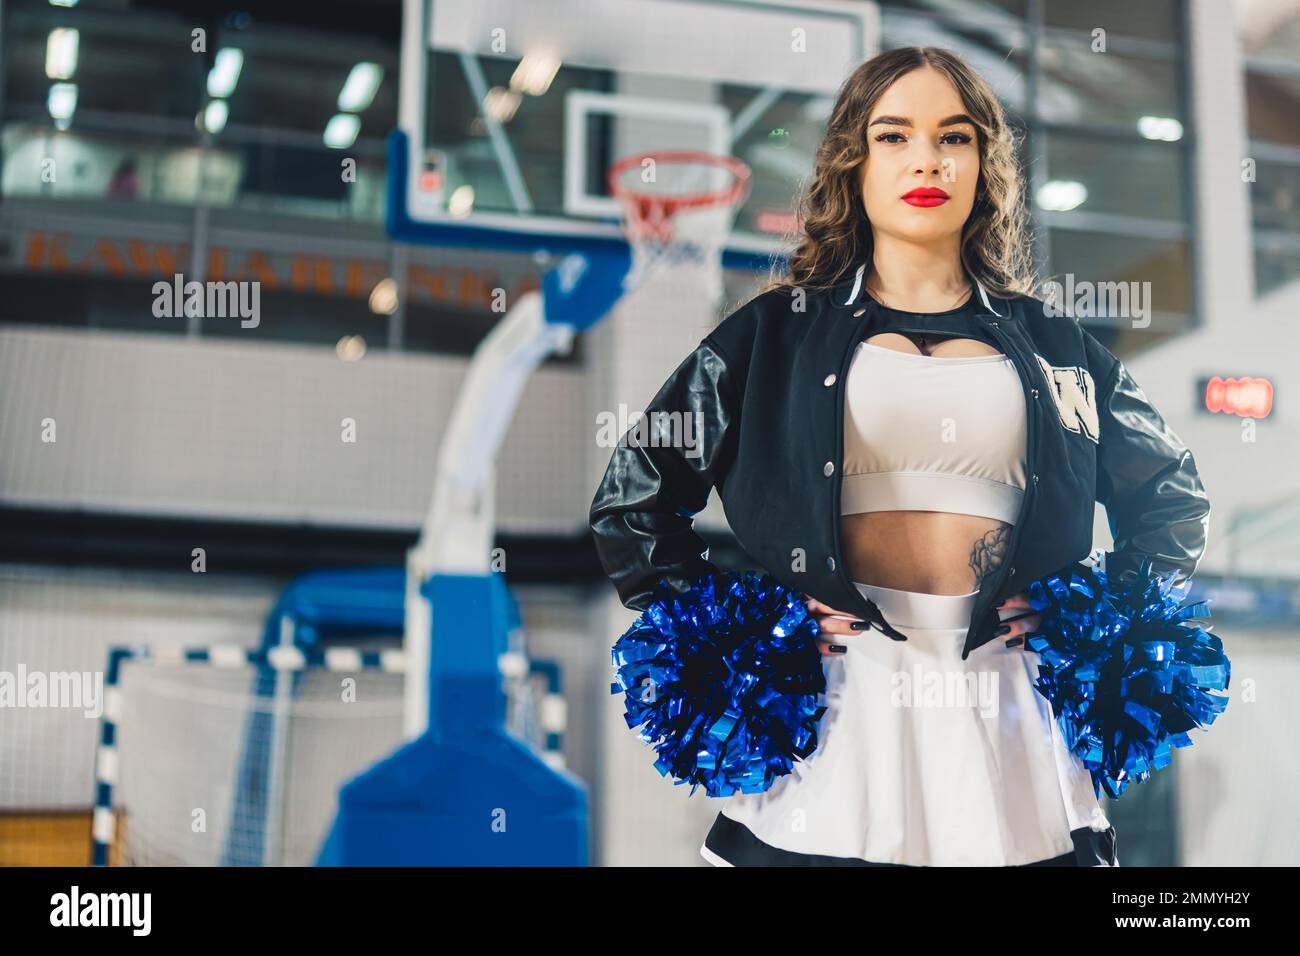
[1200,375,1274,418]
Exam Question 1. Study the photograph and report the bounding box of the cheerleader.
[592,46,1220,867]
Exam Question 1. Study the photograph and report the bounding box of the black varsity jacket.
[588,264,1212,660]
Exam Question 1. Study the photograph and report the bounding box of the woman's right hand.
[803,595,870,656]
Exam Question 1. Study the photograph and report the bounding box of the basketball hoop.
[608,150,751,296]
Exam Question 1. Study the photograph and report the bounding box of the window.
[1,0,396,222]
[1240,8,1300,296]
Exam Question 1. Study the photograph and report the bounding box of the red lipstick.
[901,186,950,207]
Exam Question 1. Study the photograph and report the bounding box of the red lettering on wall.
[290,255,333,294]
[15,231,528,309]
[344,259,388,298]
[406,264,449,302]
[125,239,183,277]
[24,232,70,270]
[83,238,127,276]
[233,251,279,290]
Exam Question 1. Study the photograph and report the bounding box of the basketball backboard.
[391,0,878,272]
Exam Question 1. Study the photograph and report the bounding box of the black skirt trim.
[703,812,1119,867]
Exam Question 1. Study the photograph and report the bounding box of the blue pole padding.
[314,727,588,866]
[315,572,588,865]
[422,573,510,737]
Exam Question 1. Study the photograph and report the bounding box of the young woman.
[589,47,1211,867]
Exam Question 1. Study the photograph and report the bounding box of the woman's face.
[858,66,981,246]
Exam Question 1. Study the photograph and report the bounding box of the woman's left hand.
[995,591,1041,649]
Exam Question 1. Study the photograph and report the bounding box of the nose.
[914,150,942,176]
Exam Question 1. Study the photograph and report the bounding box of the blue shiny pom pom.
[1025,556,1231,800]
[610,569,828,798]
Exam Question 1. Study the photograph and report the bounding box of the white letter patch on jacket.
[1034,354,1100,444]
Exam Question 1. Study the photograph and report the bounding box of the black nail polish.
[999,611,1036,624]
[995,624,1011,636]
[1005,637,1023,648]
[829,644,848,654]
[849,621,868,630]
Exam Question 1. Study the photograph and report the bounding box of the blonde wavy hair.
[755,46,1038,299]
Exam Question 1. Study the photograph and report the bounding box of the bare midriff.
[840,330,1013,596]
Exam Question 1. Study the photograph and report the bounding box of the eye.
[874,131,906,144]
[941,132,974,145]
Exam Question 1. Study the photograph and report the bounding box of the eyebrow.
[869,114,976,128]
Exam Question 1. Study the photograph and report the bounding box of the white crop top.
[841,341,1028,523]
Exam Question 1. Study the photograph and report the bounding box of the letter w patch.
[1034,354,1100,444]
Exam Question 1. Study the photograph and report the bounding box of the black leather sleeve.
[588,336,740,612]
[1083,331,1211,584]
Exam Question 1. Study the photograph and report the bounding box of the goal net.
[101,645,404,866]
[88,640,559,866]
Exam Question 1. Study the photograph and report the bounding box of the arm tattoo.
[968,525,1011,591]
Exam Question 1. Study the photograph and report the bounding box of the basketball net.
[609,151,751,308]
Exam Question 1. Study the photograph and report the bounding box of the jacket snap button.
[1031,388,1039,398]
[1032,473,1039,484]
[853,308,865,317]
[826,556,836,572]
[823,461,835,477]
[989,320,999,327]
[824,373,837,387]
[1009,567,1016,577]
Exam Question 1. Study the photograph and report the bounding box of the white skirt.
[701,579,1118,867]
